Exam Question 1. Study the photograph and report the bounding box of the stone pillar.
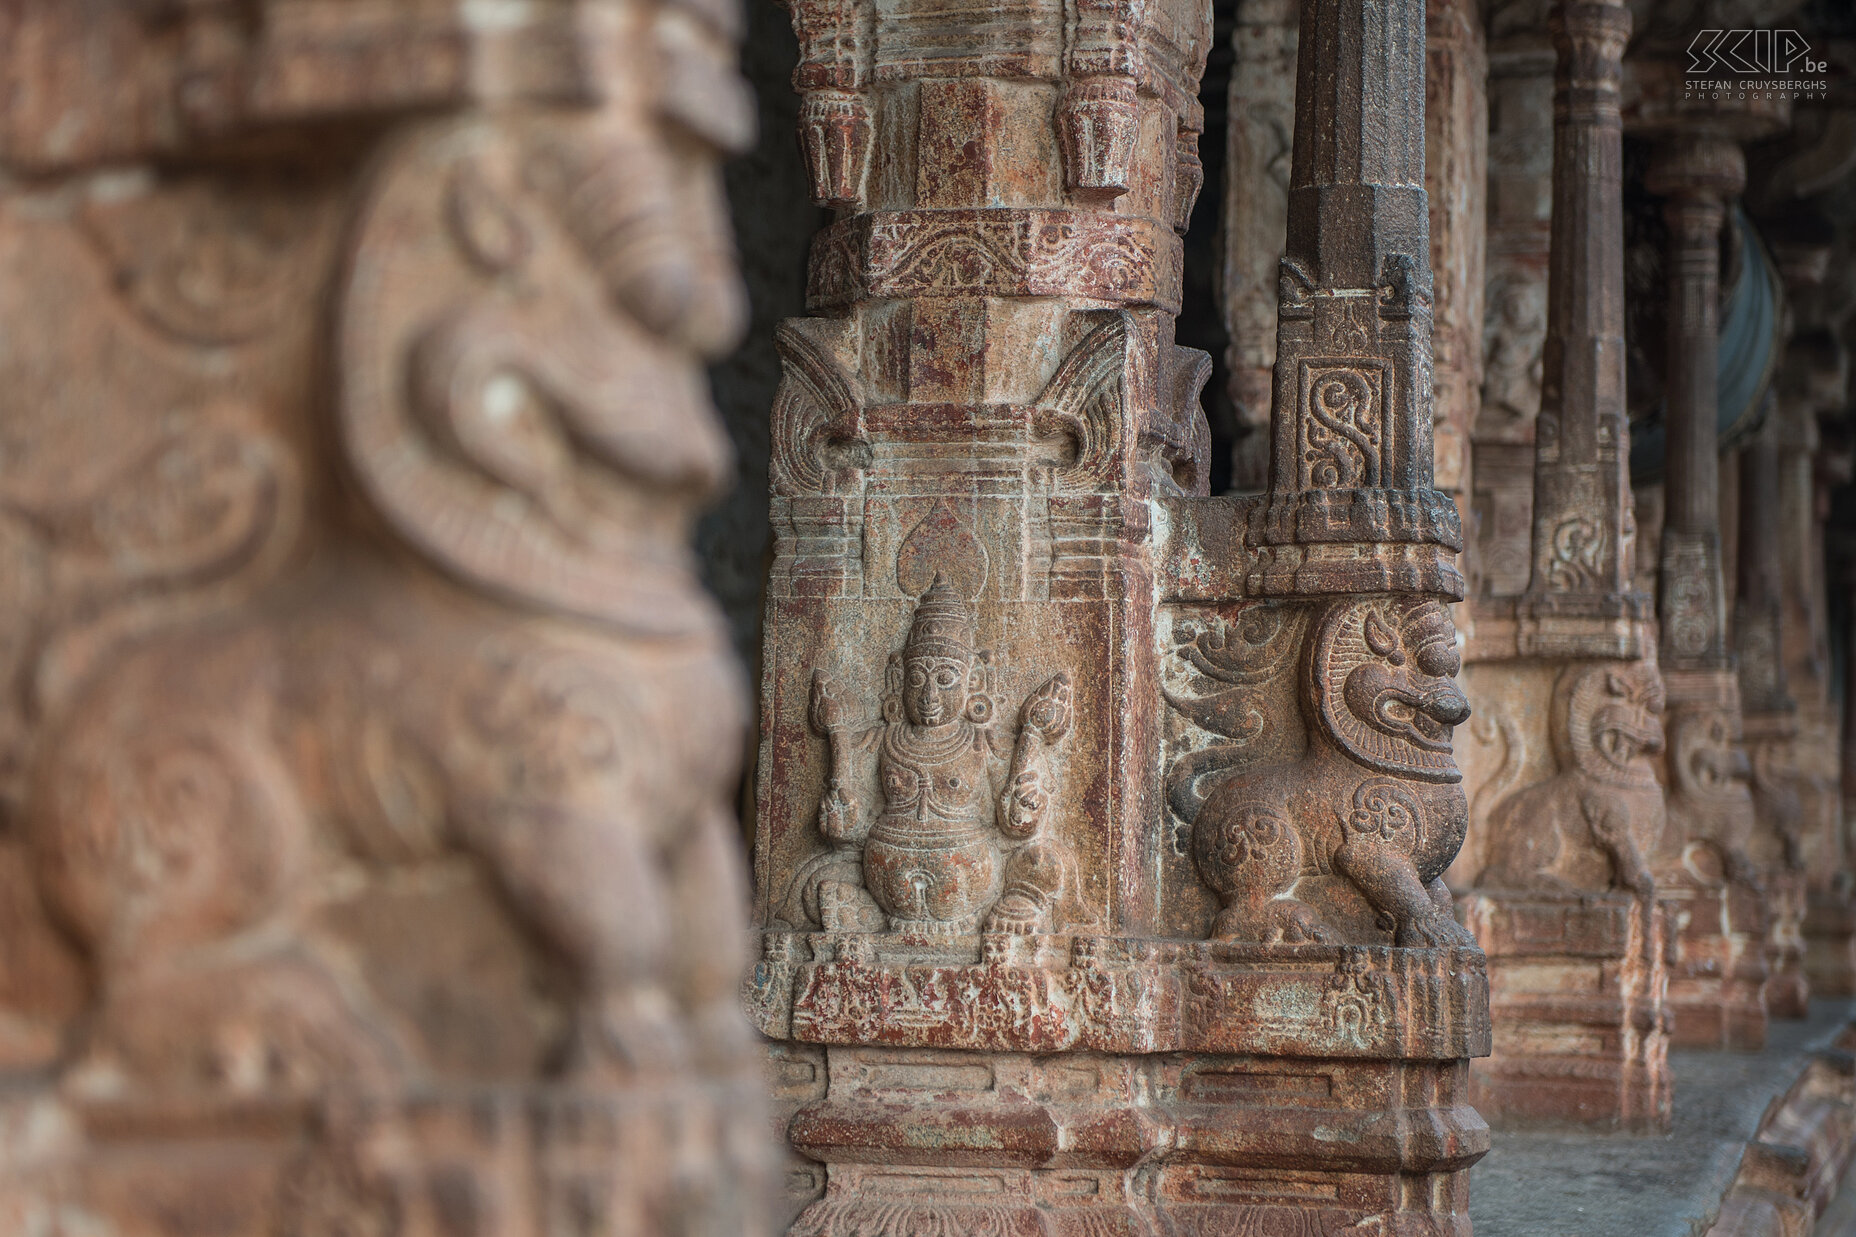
[0,1,769,1232]
[1455,0,1672,1131]
[1770,240,1856,996]
[1738,416,1811,1018]
[1646,134,1769,1051]
[1223,0,1299,492]
[1467,1,1552,608]
[1425,0,1486,555]
[750,0,1491,1228]
[1453,4,1548,898]
[1469,22,1559,605]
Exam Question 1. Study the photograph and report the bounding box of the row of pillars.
[750,0,1855,1228]
[1228,0,1850,1124]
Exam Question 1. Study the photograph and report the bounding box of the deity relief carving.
[1478,272,1546,438]
[783,577,1089,938]
[1169,597,1476,946]
[1478,662,1667,896]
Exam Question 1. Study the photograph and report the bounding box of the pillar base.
[1460,891,1672,1131]
[1663,880,1770,1051]
[787,1049,1482,1237]
[1803,889,1856,997]
[752,932,1492,1235]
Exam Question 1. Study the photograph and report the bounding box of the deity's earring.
[965,665,992,724]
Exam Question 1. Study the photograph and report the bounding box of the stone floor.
[1470,999,1856,1236]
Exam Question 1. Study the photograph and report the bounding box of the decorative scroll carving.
[1298,362,1386,489]
[1544,517,1607,591]
[770,320,868,497]
[806,211,1185,312]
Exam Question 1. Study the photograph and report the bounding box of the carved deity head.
[892,575,989,729]
[1559,662,1665,787]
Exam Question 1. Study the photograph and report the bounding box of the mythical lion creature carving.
[21,24,767,1232]
[1170,597,1476,947]
[1656,705,1762,889]
[1478,662,1667,895]
[779,576,1090,938]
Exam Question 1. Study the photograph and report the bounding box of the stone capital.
[1646,134,1748,203]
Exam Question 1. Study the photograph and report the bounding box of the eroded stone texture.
[749,0,1492,1228]
[0,2,770,1232]
[1453,0,1674,1129]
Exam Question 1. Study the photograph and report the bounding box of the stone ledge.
[1470,1000,1856,1235]
[748,931,1491,1058]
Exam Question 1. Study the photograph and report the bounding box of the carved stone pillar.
[1467,0,1552,608]
[1738,416,1811,1018]
[1453,0,1672,1131]
[1646,134,1769,1051]
[1223,0,1299,492]
[1425,0,1487,550]
[1770,241,1856,997]
[749,0,1491,1229]
[0,2,769,1232]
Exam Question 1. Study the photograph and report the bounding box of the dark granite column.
[1518,0,1643,649]
[1645,134,1768,1051]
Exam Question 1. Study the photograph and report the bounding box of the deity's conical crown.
[904,574,976,663]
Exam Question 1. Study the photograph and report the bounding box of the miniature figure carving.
[1173,597,1477,947]
[1479,662,1667,895]
[792,576,1086,936]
